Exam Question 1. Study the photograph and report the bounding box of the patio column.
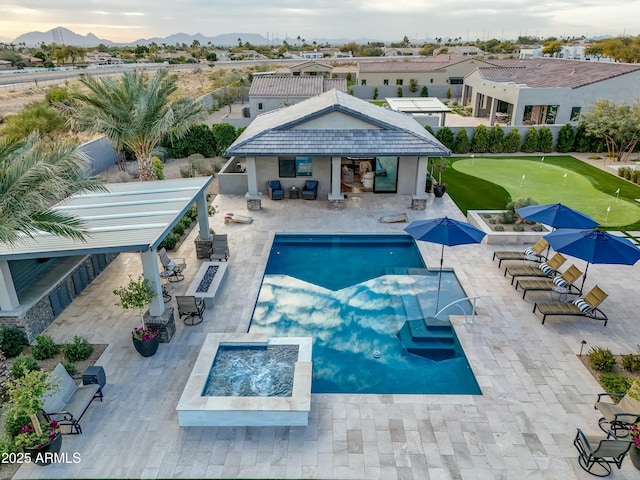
[328,156,344,210]
[0,260,19,310]
[196,191,211,240]
[488,96,497,126]
[141,250,164,317]
[244,156,262,210]
[411,156,429,210]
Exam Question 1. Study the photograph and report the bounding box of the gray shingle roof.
[476,58,640,88]
[358,56,496,73]
[249,76,347,96]
[227,89,449,157]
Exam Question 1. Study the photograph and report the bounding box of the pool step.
[383,267,431,275]
[396,319,458,361]
[401,294,424,321]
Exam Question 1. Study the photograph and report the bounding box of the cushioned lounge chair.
[573,429,631,477]
[595,389,640,438]
[515,264,583,299]
[503,252,566,285]
[532,285,608,325]
[302,180,318,200]
[267,180,284,200]
[493,238,549,268]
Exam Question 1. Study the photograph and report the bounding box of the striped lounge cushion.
[573,298,591,313]
[524,247,536,256]
[538,263,553,275]
[553,275,569,288]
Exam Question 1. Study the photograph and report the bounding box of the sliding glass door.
[373,156,398,193]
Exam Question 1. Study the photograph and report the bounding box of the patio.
[14,192,640,479]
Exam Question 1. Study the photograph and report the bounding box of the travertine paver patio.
[14,192,640,479]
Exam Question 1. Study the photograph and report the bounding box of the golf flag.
[607,206,611,212]
[615,188,620,195]
[563,173,567,178]
[522,174,526,180]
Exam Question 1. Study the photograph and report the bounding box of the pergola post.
[141,250,164,317]
[411,156,429,210]
[244,156,262,210]
[328,156,345,210]
[0,260,19,310]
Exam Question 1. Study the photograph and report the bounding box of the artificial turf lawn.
[441,155,640,230]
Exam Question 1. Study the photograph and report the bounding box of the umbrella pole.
[435,244,444,314]
[580,262,590,293]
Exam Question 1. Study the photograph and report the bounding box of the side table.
[290,187,299,199]
[551,285,569,302]
[82,366,106,389]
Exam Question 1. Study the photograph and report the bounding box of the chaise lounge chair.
[503,252,566,285]
[515,264,583,299]
[493,238,549,268]
[532,285,608,325]
[595,387,640,438]
[573,428,631,477]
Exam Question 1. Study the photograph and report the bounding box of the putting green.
[453,158,640,227]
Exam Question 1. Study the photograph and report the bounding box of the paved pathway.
[15,191,640,479]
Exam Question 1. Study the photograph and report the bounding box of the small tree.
[435,126,455,149]
[537,126,554,153]
[446,87,452,100]
[503,128,522,153]
[453,128,470,154]
[113,275,157,335]
[432,157,450,185]
[211,123,237,157]
[556,124,576,153]
[521,127,539,153]
[409,79,418,94]
[471,124,491,153]
[489,125,505,153]
[397,86,403,97]
[420,86,429,97]
[580,99,640,161]
[373,87,378,100]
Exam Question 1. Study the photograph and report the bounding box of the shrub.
[211,123,237,157]
[575,123,599,152]
[4,408,30,438]
[532,225,544,232]
[446,87,451,99]
[507,197,539,212]
[621,353,640,372]
[453,128,470,154]
[31,334,60,360]
[151,146,171,161]
[625,168,633,180]
[435,127,455,149]
[513,225,525,232]
[152,156,165,180]
[0,327,26,358]
[521,127,539,153]
[482,213,492,219]
[180,165,195,178]
[489,125,505,153]
[537,126,554,152]
[420,86,428,97]
[556,124,575,153]
[159,232,181,250]
[187,205,199,221]
[1,101,65,139]
[494,225,504,231]
[180,217,193,229]
[488,219,497,224]
[587,346,616,372]
[618,167,628,177]
[172,223,185,236]
[170,124,216,158]
[62,336,93,363]
[373,87,378,100]
[424,125,435,135]
[10,355,41,379]
[471,125,491,153]
[499,211,516,224]
[62,362,77,376]
[397,86,403,97]
[503,129,521,153]
[632,171,640,184]
[599,373,631,398]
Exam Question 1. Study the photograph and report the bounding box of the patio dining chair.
[176,296,205,326]
[573,428,631,477]
[595,388,640,439]
[210,234,229,262]
[158,248,186,282]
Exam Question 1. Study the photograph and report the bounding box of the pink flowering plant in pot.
[113,274,158,342]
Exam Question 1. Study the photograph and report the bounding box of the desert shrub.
[488,219,497,224]
[187,205,199,221]
[471,124,491,153]
[621,352,640,372]
[151,146,171,161]
[532,225,544,232]
[31,334,59,360]
[587,346,617,372]
[180,217,193,229]
[599,373,631,398]
[1,101,65,139]
[159,232,180,250]
[506,197,538,211]
[62,336,93,363]
[397,86,403,97]
[489,125,505,153]
[45,85,72,105]
[192,157,217,176]
[625,169,633,180]
[521,127,539,153]
[10,356,40,379]
[170,124,216,158]
[499,211,516,224]
[62,362,77,376]
[152,156,165,180]
[435,127,455,149]
[513,225,525,232]
[0,327,26,358]
[172,223,185,236]
[453,128,470,154]
[503,128,521,153]
[482,213,492,218]
[618,167,629,177]
[373,87,378,100]
[556,124,575,153]
[537,126,554,153]
[494,225,504,231]
[180,165,195,178]
[632,171,640,184]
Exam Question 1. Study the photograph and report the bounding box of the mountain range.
[12,27,271,48]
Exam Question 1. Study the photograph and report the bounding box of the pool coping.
[176,333,313,427]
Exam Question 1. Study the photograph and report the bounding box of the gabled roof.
[358,56,497,73]
[249,76,347,97]
[289,60,333,70]
[474,57,640,88]
[0,177,212,261]
[227,89,449,157]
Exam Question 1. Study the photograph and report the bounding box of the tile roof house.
[226,89,449,210]
[248,75,347,119]
[462,57,640,126]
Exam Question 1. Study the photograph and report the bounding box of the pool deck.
[14,190,640,479]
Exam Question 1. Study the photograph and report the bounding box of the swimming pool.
[249,234,480,395]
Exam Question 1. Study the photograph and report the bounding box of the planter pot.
[23,432,62,466]
[433,184,446,197]
[132,335,160,357]
[630,445,640,470]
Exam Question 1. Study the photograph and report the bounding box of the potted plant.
[113,274,159,357]
[5,369,62,466]
[425,172,433,193]
[627,380,640,469]
[432,157,450,197]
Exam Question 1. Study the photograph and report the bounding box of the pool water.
[249,234,480,395]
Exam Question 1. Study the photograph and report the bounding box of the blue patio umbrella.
[404,217,486,313]
[545,228,640,291]
[516,203,599,229]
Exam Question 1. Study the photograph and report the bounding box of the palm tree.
[67,69,207,181]
[0,133,105,245]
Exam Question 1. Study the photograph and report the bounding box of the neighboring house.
[84,51,120,65]
[299,50,324,59]
[0,59,13,70]
[18,54,43,66]
[357,56,499,98]
[229,50,268,61]
[225,89,449,211]
[385,97,451,127]
[518,47,543,59]
[462,57,640,126]
[248,75,347,118]
[288,60,334,77]
[437,46,484,56]
[383,47,422,56]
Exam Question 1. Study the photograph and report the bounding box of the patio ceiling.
[0,177,212,261]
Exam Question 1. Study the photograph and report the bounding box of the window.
[383,79,389,85]
[361,79,366,86]
[396,79,403,86]
[449,77,464,85]
[278,157,312,177]
[292,71,300,76]
[430,78,433,83]
[258,102,263,110]
[570,107,581,121]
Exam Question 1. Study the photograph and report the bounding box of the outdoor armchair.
[302,180,318,200]
[210,234,229,262]
[573,428,631,477]
[267,180,284,200]
[158,248,186,282]
[595,388,640,438]
[176,295,205,326]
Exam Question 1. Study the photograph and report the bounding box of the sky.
[1,0,637,44]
